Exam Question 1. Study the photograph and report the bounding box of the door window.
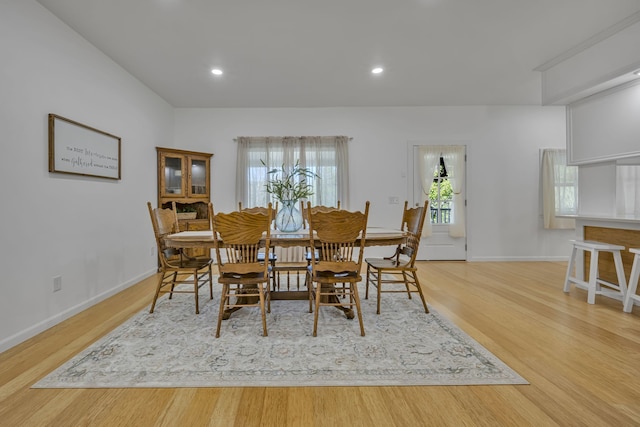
[429,157,453,224]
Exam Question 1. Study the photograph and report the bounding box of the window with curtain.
[236,136,349,262]
[236,136,349,209]
[541,149,577,229]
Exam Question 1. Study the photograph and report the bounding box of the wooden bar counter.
[570,215,640,297]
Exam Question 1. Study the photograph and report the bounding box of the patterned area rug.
[33,282,527,388]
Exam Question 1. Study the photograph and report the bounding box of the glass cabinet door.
[163,156,184,196]
[189,158,208,197]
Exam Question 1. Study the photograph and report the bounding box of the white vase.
[275,200,304,232]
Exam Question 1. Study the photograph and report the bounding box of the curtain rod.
[233,136,353,141]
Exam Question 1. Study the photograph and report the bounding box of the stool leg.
[612,251,628,300]
[587,248,599,304]
[563,245,578,293]
[624,254,640,313]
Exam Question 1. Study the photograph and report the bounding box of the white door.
[409,144,467,261]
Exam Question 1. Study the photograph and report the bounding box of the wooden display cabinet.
[157,147,213,257]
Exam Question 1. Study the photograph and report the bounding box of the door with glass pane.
[411,144,467,260]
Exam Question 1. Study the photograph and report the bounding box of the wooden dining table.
[163,227,406,250]
[163,227,406,318]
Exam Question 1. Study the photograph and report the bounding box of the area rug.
[33,281,527,388]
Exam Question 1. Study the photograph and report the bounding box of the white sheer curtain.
[541,149,577,229]
[417,145,465,238]
[236,136,349,261]
[236,136,348,209]
[442,146,466,238]
[616,165,640,217]
[417,146,441,237]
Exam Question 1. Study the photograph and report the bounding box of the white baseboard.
[0,269,157,354]
[466,256,570,262]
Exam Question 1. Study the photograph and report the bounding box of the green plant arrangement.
[262,160,318,203]
[262,160,319,232]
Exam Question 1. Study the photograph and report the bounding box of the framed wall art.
[48,113,121,180]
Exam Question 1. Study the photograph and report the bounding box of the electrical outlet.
[53,276,62,292]
[388,196,400,204]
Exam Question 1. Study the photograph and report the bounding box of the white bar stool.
[623,248,640,313]
[563,240,628,305]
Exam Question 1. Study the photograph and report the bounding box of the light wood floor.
[1,261,639,426]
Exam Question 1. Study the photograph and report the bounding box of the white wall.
[0,0,575,354]
[174,106,573,262]
[0,1,173,352]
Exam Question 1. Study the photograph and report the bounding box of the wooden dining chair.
[299,200,341,229]
[238,202,278,288]
[238,201,278,219]
[210,203,273,337]
[300,200,340,272]
[365,200,429,314]
[300,201,342,286]
[147,201,213,314]
[306,201,369,337]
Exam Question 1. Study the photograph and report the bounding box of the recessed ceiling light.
[211,68,223,76]
[634,69,640,76]
[371,67,384,74]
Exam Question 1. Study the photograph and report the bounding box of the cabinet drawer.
[180,219,210,231]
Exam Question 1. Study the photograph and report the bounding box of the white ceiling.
[36,0,640,108]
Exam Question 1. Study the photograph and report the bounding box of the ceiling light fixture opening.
[371,67,384,74]
[211,68,223,75]
[634,69,640,76]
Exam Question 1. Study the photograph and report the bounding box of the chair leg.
[412,271,429,313]
[208,265,214,300]
[193,272,200,314]
[216,284,228,338]
[266,282,271,314]
[169,272,178,299]
[376,269,382,315]
[351,282,365,336]
[308,272,313,313]
[313,282,321,337]
[259,284,268,337]
[149,273,165,313]
[365,265,371,299]
[270,259,277,291]
[402,271,413,299]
